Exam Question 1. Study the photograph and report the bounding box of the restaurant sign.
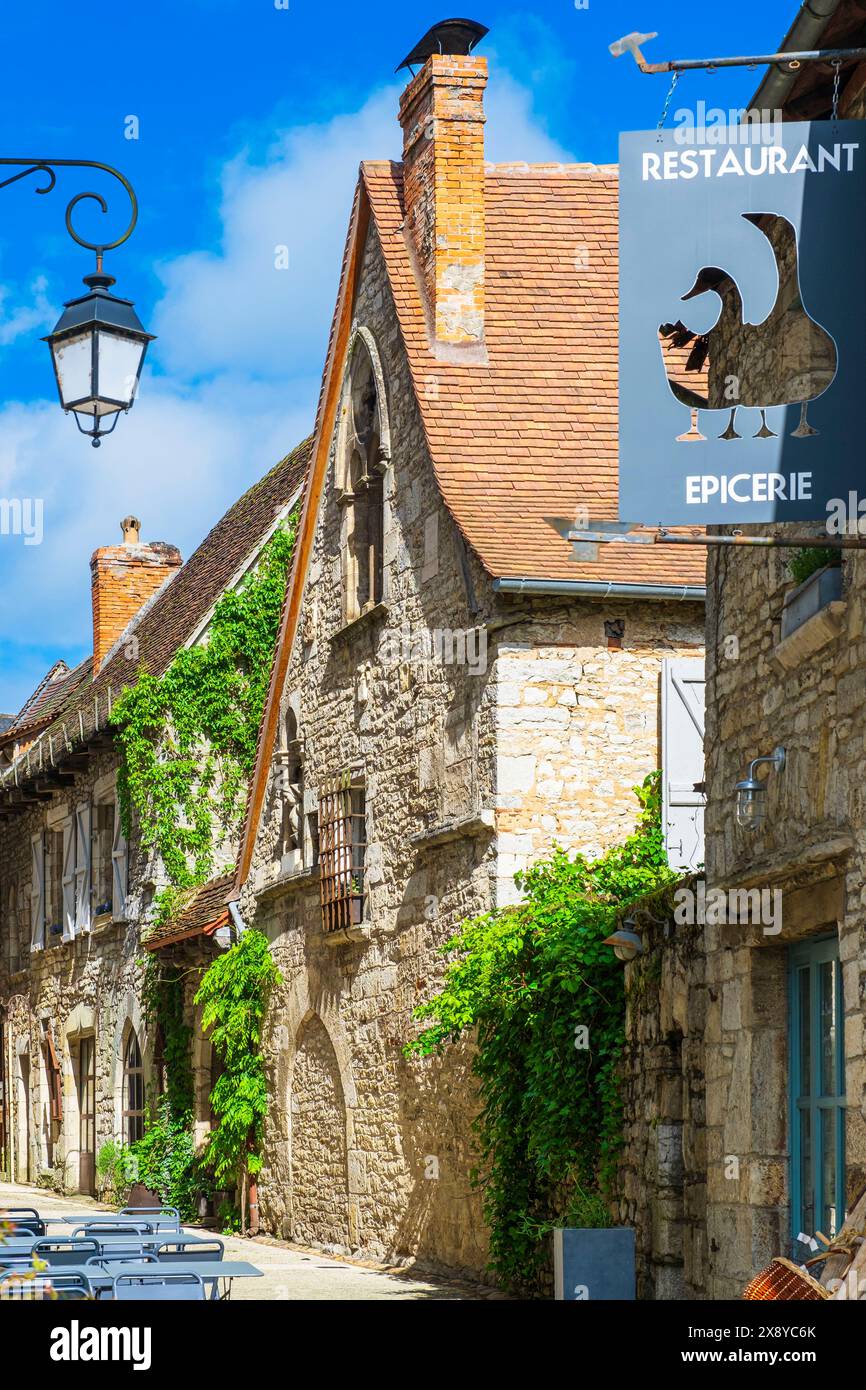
[618,121,864,525]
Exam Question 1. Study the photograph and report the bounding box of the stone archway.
[290,1014,350,1248]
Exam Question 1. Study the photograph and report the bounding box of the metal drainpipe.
[226,899,260,1234]
[752,0,844,112]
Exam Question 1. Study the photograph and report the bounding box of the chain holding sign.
[618,120,863,525]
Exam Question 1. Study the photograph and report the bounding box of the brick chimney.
[398,51,488,349]
[91,516,181,671]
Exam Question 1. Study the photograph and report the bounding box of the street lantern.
[0,156,148,447]
[734,747,786,830]
[44,265,154,447]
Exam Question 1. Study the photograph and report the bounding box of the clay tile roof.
[142,873,234,951]
[360,160,705,589]
[1,438,312,788]
[3,659,91,741]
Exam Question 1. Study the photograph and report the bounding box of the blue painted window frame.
[788,934,846,1254]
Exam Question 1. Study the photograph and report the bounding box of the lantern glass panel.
[96,330,145,409]
[52,330,94,411]
[736,783,766,829]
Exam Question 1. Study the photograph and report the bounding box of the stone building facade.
[229,40,706,1279]
[616,1,866,1300]
[0,447,308,1193]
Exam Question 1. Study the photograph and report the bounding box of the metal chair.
[0,1268,92,1300]
[85,1253,158,1301]
[119,1206,181,1231]
[114,1272,205,1301]
[157,1236,224,1263]
[32,1237,101,1267]
[0,1209,46,1238]
[72,1221,155,1238]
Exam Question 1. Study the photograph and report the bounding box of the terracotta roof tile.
[361,160,705,589]
[142,873,234,951]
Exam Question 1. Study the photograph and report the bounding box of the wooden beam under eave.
[234,180,371,890]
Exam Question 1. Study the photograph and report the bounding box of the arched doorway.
[290,1016,350,1247]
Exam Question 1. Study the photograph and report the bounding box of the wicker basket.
[743,1257,830,1301]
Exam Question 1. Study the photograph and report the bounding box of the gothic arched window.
[122,1028,145,1144]
[340,339,386,622]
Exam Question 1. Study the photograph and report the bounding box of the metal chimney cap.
[396,18,489,73]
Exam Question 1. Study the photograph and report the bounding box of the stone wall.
[0,751,150,1191]
[493,605,704,905]
[700,536,866,1296]
[617,883,707,1300]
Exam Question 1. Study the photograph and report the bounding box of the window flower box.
[781,563,842,641]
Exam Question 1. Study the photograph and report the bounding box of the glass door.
[789,936,846,1248]
[77,1035,96,1195]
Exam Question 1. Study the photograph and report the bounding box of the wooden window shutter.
[61,817,76,942]
[111,801,129,920]
[43,1025,63,1125]
[661,658,707,873]
[30,832,45,952]
[75,802,92,934]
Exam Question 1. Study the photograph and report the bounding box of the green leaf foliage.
[194,928,281,1189]
[110,517,296,1215]
[405,773,674,1294]
[110,514,298,913]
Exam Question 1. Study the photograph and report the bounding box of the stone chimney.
[398,50,487,349]
[91,516,181,671]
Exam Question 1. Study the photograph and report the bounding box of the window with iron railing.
[318,772,366,933]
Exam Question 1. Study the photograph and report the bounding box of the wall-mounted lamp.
[734,746,785,831]
[602,924,644,962]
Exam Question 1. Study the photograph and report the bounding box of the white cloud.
[151,71,573,381]
[0,275,53,348]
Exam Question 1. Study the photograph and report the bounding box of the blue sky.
[0,0,796,711]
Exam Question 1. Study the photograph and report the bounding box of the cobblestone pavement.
[0,1182,497,1300]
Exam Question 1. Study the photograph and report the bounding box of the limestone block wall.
[0,752,152,1191]
[493,604,704,905]
[617,892,707,1300]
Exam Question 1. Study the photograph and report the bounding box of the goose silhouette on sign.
[658,212,837,442]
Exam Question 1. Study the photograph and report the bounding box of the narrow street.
[0,1183,486,1301]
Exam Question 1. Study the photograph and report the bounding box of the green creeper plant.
[194,929,281,1211]
[109,516,297,1215]
[110,513,298,921]
[405,773,674,1294]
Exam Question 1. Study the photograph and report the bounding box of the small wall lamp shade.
[734,747,785,831]
[44,270,154,446]
[735,775,767,830]
[602,928,644,962]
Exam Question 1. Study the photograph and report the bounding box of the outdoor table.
[21,1260,264,1301]
[99,1259,263,1298]
[0,1230,215,1265]
[57,1215,181,1231]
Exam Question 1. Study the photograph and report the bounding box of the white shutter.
[61,817,76,942]
[661,658,706,872]
[111,801,128,920]
[30,832,45,952]
[75,802,92,934]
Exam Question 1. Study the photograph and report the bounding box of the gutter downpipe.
[752,0,844,112]
[225,897,259,1235]
[493,578,706,601]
